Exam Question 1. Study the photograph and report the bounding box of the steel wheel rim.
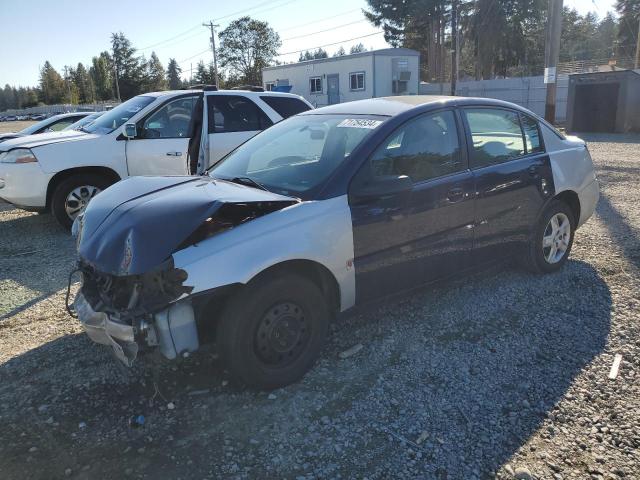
[254,301,310,367]
[542,212,571,264]
[65,185,101,220]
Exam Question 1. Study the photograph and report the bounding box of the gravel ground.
[0,121,36,134]
[0,133,639,480]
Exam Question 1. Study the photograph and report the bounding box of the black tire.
[216,272,330,390]
[50,174,112,229]
[522,200,576,274]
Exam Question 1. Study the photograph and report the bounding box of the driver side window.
[140,96,197,139]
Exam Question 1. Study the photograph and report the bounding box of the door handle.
[166,151,183,157]
[447,187,465,203]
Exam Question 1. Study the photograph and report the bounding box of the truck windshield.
[209,114,386,198]
[83,96,155,135]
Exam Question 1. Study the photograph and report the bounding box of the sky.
[0,0,618,87]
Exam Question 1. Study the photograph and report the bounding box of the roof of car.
[151,89,302,98]
[300,95,535,117]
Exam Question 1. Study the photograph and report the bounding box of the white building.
[262,48,420,107]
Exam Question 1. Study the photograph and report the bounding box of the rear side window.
[520,114,544,154]
[464,108,525,167]
[207,95,273,134]
[259,96,311,119]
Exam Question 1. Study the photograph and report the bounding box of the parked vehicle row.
[0,87,312,227]
[70,95,599,389]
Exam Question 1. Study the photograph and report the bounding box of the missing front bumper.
[74,293,139,366]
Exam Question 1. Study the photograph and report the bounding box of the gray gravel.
[1,133,639,479]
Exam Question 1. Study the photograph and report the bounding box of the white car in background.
[0,112,94,142]
[0,87,312,227]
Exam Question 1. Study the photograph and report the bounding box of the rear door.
[461,107,553,264]
[350,109,475,303]
[206,94,274,164]
[126,94,198,176]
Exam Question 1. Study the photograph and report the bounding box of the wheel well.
[554,190,581,224]
[46,167,121,207]
[251,260,341,315]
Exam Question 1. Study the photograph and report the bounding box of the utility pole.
[450,0,458,96]
[190,63,193,86]
[114,65,121,102]
[544,0,563,123]
[203,20,220,87]
[635,18,640,69]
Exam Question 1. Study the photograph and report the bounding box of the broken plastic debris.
[78,422,87,429]
[167,402,176,410]
[339,343,363,359]
[129,415,145,428]
[609,354,623,380]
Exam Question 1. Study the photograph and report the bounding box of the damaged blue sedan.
[71,96,599,389]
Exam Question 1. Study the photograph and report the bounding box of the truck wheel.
[522,200,576,274]
[216,272,330,390]
[51,174,112,229]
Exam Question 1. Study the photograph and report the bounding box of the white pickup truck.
[0,87,312,227]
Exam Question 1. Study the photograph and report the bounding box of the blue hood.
[78,175,297,275]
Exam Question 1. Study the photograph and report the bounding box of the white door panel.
[208,131,259,164]
[126,138,190,176]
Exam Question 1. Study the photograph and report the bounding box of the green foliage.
[90,52,114,101]
[39,61,66,104]
[166,58,183,90]
[349,43,368,54]
[616,0,640,58]
[333,46,347,57]
[298,48,328,61]
[144,52,167,91]
[218,16,281,85]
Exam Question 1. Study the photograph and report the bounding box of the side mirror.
[124,123,137,139]
[350,174,413,202]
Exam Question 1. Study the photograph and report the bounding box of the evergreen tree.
[333,46,347,56]
[39,61,66,104]
[90,52,113,101]
[616,0,640,59]
[145,52,167,91]
[73,63,94,103]
[349,43,367,54]
[166,58,183,89]
[111,32,143,100]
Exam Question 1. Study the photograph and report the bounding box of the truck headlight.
[0,148,37,164]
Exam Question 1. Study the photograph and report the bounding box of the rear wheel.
[523,200,575,273]
[216,272,329,390]
[50,174,112,229]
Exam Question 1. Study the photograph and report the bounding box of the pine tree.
[90,52,113,101]
[349,43,367,54]
[39,61,66,104]
[166,58,183,89]
[145,52,167,91]
[111,32,143,100]
[73,63,94,103]
[333,46,347,56]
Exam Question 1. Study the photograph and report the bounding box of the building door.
[573,83,619,132]
[327,74,340,105]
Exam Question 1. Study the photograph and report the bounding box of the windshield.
[66,112,103,131]
[82,96,155,134]
[209,114,386,197]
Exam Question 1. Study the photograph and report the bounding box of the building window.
[310,76,322,94]
[265,82,275,91]
[350,72,365,91]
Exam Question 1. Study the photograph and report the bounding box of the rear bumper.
[0,162,51,208]
[577,179,599,228]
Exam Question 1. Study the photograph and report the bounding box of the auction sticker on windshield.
[337,119,383,129]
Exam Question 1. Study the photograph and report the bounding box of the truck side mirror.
[124,123,137,139]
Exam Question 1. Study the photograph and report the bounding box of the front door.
[327,74,340,105]
[461,107,553,264]
[350,109,475,304]
[126,95,198,176]
[206,94,274,165]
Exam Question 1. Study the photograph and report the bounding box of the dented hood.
[78,175,297,276]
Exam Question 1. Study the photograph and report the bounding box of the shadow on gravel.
[597,193,640,271]
[0,209,75,320]
[0,260,611,479]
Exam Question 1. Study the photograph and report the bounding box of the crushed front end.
[73,258,198,366]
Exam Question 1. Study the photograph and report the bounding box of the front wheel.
[216,272,330,390]
[50,174,112,229]
[523,200,576,274]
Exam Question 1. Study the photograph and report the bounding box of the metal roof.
[263,48,420,72]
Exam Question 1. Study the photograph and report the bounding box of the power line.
[138,24,202,51]
[276,31,384,56]
[277,8,362,33]
[178,48,212,65]
[282,19,368,42]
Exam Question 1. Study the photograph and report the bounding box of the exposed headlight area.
[0,148,38,164]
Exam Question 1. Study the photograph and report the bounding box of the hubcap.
[65,185,101,220]
[542,212,571,264]
[254,302,310,367]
